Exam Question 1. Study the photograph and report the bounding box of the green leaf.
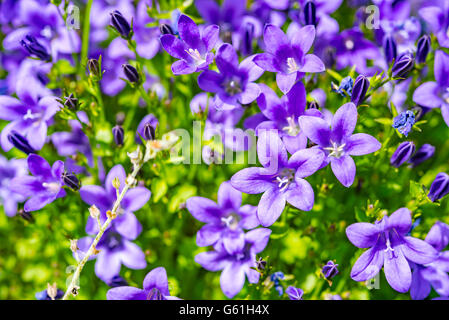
[151,178,168,203]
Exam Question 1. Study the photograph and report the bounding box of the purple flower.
[253,82,321,154]
[390,141,415,168]
[322,260,339,279]
[198,43,263,110]
[392,110,415,136]
[10,154,66,212]
[195,228,271,298]
[79,164,151,237]
[419,4,449,48]
[286,286,304,300]
[0,155,27,217]
[298,102,382,187]
[231,131,324,226]
[346,208,438,293]
[413,50,449,127]
[410,221,449,300]
[110,10,131,39]
[35,288,64,300]
[253,24,324,94]
[331,76,353,97]
[20,34,51,61]
[107,267,180,300]
[135,114,158,144]
[408,144,435,167]
[351,75,370,106]
[161,14,219,75]
[187,181,259,254]
[428,172,449,202]
[0,84,59,152]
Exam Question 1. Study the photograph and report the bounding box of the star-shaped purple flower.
[198,43,264,110]
[10,154,66,212]
[0,155,27,217]
[107,267,180,300]
[160,14,219,75]
[186,181,259,255]
[298,102,381,187]
[253,24,325,94]
[346,208,438,293]
[231,131,324,226]
[195,228,271,298]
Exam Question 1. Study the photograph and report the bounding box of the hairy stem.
[79,0,93,73]
[62,162,143,300]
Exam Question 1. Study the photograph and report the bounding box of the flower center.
[383,233,396,259]
[185,48,206,66]
[282,116,300,136]
[147,288,163,300]
[42,182,60,193]
[225,80,242,95]
[106,232,122,250]
[221,213,240,231]
[275,168,295,192]
[286,57,299,74]
[345,39,354,50]
[324,141,346,158]
[23,109,38,121]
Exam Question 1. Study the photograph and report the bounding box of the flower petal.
[276,72,297,95]
[298,54,325,73]
[121,187,151,212]
[331,102,357,144]
[220,261,245,299]
[107,287,146,300]
[412,82,443,109]
[288,148,324,178]
[402,237,438,265]
[177,14,201,49]
[350,247,384,281]
[346,222,380,248]
[285,178,314,211]
[217,181,242,210]
[120,241,147,270]
[384,247,412,293]
[298,115,331,147]
[230,167,274,194]
[186,196,221,223]
[330,155,356,187]
[143,267,169,295]
[345,133,381,156]
[257,187,286,227]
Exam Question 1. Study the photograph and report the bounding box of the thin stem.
[62,162,143,300]
[79,0,93,73]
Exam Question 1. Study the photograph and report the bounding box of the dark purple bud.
[87,58,100,77]
[19,209,34,222]
[383,35,397,64]
[20,35,51,61]
[390,141,415,168]
[107,275,128,288]
[307,100,320,109]
[242,22,255,56]
[255,257,267,271]
[408,143,435,167]
[7,131,35,154]
[122,64,139,83]
[351,75,370,106]
[143,123,155,140]
[416,35,431,64]
[112,125,124,146]
[304,1,317,26]
[64,93,79,110]
[428,172,449,202]
[61,172,80,191]
[321,261,339,279]
[392,52,414,78]
[110,10,131,38]
[159,23,174,35]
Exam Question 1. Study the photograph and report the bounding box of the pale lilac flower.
[0,155,27,217]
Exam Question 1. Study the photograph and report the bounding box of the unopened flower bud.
[19,209,34,222]
[20,35,51,61]
[304,1,317,26]
[110,10,131,38]
[256,257,267,271]
[351,75,370,106]
[392,52,414,78]
[307,100,320,109]
[63,93,79,110]
[160,23,174,35]
[112,125,124,146]
[390,141,415,168]
[7,131,36,154]
[143,123,155,140]
[428,172,449,202]
[321,260,339,279]
[408,143,435,167]
[87,58,100,77]
[122,64,139,83]
[106,210,117,219]
[416,35,431,64]
[89,204,100,219]
[61,172,80,191]
[383,35,397,64]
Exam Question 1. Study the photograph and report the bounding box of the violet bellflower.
[107,267,180,300]
[253,24,325,94]
[346,208,438,293]
[160,14,219,75]
[428,172,449,202]
[286,286,304,300]
[0,155,27,217]
[198,43,264,110]
[408,144,435,168]
[392,110,415,136]
[351,75,370,106]
[298,102,382,187]
[419,4,449,48]
[322,260,339,279]
[195,228,271,298]
[253,81,322,154]
[231,131,325,226]
[413,50,449,127]
[390,141,415,168]
[186,181,259,254]
[416,35,431,64]
[9,154,66,212]
[410,221,449,300]
[331,76,353,97]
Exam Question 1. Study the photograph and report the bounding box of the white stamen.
[23,109,37,120]
[282,116,300,136]
[323,141,346,158]
[185,48,206,66]
[345,39,354,50]
[287,57,299,74]
[42,182,60,193]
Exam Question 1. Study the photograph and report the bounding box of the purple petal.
[384,247,412,293]
[202,24,219,51]
[330,155,356,187]
[291,25,315,53]
[217,181,241,209]
[105,165,126,196]
[442,103,449,127]
[216,43,239,70]
[402,237,438,265]
[24,193,56,212]
[143,267,169,295]
[195,0,220,24]
[285,81,306,117]
[298,115,331,147]
[345,133,381,156]
[257,187,286,227]
[119,240,147,270]
[435,50,449,88]
[195,251,227,272]
[346,222,380,248]
[239,83,260,105]
[285,178,314,211]
[410,268,431,300]
[79,185,110,212]
[177,14,201,49]
[121,187,151,212]
[350,247,384,281]
[197,70,222,93]
[425,221,449,251]
[245,228,271,253]
[186,196,221,223]
[27,154,51,178]
[160,34,187,60]
[230,167,274,194]
[412,82,443,109]
[197,224,222,247]
[114,212,142,240]
[419,6,444,32]
[171,60,196,75]
[282,133,308,155]
[238,205,259,229]
[27,121,47,151]
[107,287,146,300]
[421,267,449,297]
[263,24,288,54]
[331,102,357,144]
[387,207,412,234]
[257,130,288,171]
[288,148,324,178]
[95,251,121,281]
[276,72,297,95]
[0,96,25,120]
[298,54,325,73]
[223,230,245,254]
[239,55,265,81]
[253,53,280,72]
[220,262,245,298]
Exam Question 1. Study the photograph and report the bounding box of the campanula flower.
[112,125,124,146]
[390,141,415,168]
[391,52,414,78]
[331,76,353,97]
[110,10,131,39]
[392,110,415,136]
[198,43,263,110]
[107,267,180,300]
[161,14,219,75]
[10,154,66,212]
[195,228,271,298]
[20,35,51,61]
[231,131,324,226]
[299,102,382,187]
[351,75,370,106]
[286,286,303,300]
[0,155,27,217]
[428,172,449,202]
[416,35,431,64]
[419,4,449,48]
[322,261,339,279]
[35,288,64,300]
[383,34,397,64]
[413,50,449,127]
[410,221,449,300]
[408,144,435,167]
[253,24,325,94]
[346,208,438,293]
[186,181,259,254]
[135,114,158,144]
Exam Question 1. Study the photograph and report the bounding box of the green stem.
[79,0,93,73]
